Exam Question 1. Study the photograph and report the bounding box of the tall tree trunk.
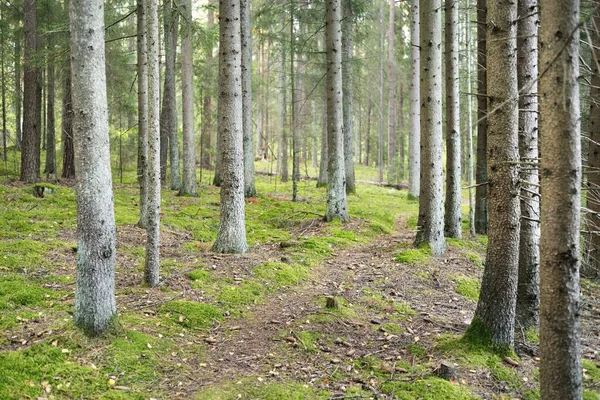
[1,10,6,162]
[471,0,519,348]
[515,0,540,331]
[160,0,179,188]
[213,94,222,186]
[378,4,384,183]
[241,0,256,197]
[145,0,161,286]
[414,0,445,256]
[365,96,371,166]
[444,0,461,239]
[212,0,248,254]
[387,0,396,183]
[474,0,488,234]
[179,0,197,196]
[70,0,116,336]
[290,2,299,202]
[325,0,349,223]
[342,0,355,193]
[201,1,214,170]
[539,0,582,397]
[317,88,328,187]
[137,0,149,227]
[61,65,75,179]
[464,5,475,237]
[586,2,600,280]
[279,47,289,182]
[398,81,405,179]
[14,35,22,151]
[45,34,56,175]
[408,0,419,197]
[21,0,40,183]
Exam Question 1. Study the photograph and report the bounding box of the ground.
[0,167,599,399]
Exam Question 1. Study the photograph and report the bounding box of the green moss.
[159,300,223,329]
[294,330,319,352]
[407,343,426,357]
[406,215,418,229]
[217,281,266,306]
[187,268,212,282]
[524,327,539,344]
[394,246,431,265]
[476,236,488,246]
[381,322,403,334]
[309,296,357,324]
[466,252,484,268]
[380,377,477,400]
[394,300,417,316]
[584,359,600,384]
[0,276,55,310]
[0,240,54,271]
[195,380,328,400]
[254,262,309,287]
[585,390,600,400]
[461,317,494,349]
[453,275,481,301]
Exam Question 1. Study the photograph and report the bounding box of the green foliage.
[195,379,329,400]
[159,301,223,329]
[380,377,477,400]
[407,343,426,357]
[453,275,481,301]
[524,327,539,344]
[584,359,600,385]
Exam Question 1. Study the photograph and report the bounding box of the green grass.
[394,245,432,265]
[453,275,481,301]
[0,275,56,310]
[159,300,223,329]
[254,262,310,287]
[380,377,477,400]
[196,379,329,400]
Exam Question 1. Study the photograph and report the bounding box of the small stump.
[434,360,457,381]
[325,296,339,309]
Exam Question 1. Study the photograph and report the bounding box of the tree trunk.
[387,0,396,184]
[241,0,256,197]
[408,0,420,198]
[14,35,22,151]
[279,46,289,182]
[136,0,149,227]
[515,0,540,331]
[325,0,349,223]
[179,0,197,196]
[70,0,116,336]
[474,0,488,234]
[471,0,519,348]
[212,0,249,254]
[464,6,475,237]
[213,95,222,186]
[201,2,214,170]
[317,89,328,187]
[61,66,75,179]
[160,0,179,188]
[342,0,355,194]
[444,0,461,239]
[378,4,384,183]
[365,95,371,166]
[414,0,445,256]
[539,0,582,397]
[21,0,40,183]
[1,10,6,162]
[44,34,56,175]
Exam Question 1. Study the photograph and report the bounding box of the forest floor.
[1,170,600,399]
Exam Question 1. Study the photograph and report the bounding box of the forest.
[0,0,600,398]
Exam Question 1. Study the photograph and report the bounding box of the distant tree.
[444,0,461,239]
[539,0,582,397]
[241,0,256,198]
[1,5,7,162]
[387,0,396,184]
[145,0,161,286]
[70,0,116,335]
[474,0,488,234]
[324,0,349,223]
[136,0,148,227]
[343,0,355,194]
[378,4,384,183]
[414,0,445,256]
[212,0,249,253]
[470,0,519,348]
[279,46,289,183]
[408,0,419,198]
[61,65,75,179]
[14,30,22,152]
[44,33,56,175]
[317,88,328,188]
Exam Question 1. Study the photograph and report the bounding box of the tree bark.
[241,0,256,197]
[21,0,40,183]
[414,0,445,256]
[212,0,249,254]
[472,0,519,348]
[408,0,420,198]
[343,0,355,193]
[474,0,488,234]
[70,0,116,336]
[201,1,214,170]
[378,4,384,183]
[387,0,396,183]
[44,34,56,175]
[279,46,289,182]
[539,0,582,397]
[136,0,149,227]
[1,10,7,162]
[325,0,349,223]
[444,0,461,239]
[61,65,75,179]
[179,0,197,196]
[14,35,22,151]
[317,88,328,187]
[464,7,475,237]
[515,0,540,331]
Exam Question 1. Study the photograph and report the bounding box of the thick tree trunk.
[474,0,488,234]
[136,0,149,227]
[414,0,445,256]
[212,0,248,254]
[444,0,461,239]
[515,0,540,331]
[471,0,519,348]
[387,0,396,183]
[160,0,179,188]
[145,0,161,287]
[70,0,116,336]
[21,0,40,183]
[179,0,197,196]
[213,95,221,186]
[241,0,256,197]
[1,13,6,162]
[342,0,355,194]
[45,35,56,175]
[464,7,475,237]
[325,0,349,223]
[408,0,419,198]
[539,0,582,397]
[61,66,75,179]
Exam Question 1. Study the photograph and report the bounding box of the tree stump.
[434,360,457,381]
[325,296,339,309]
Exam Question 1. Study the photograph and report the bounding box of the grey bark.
[342,0,355,194]
[378,4,384,183]
[539,0,582,397]
[387,0,396,183]
[212,0,249,254]
[279,47,289,182]
[179,0,197,196]
[317,88,328,187]
[325,0,349,223]
[408,0,419,198]
[472,0,519,348]
[515,0,540,331]
[161,0,179,189]
[201,2,215,170]
[21,0,40,183]
[414,0,445,256]
[45,35,56,175]
[137,0,149,227]
[14,36,22,151]
[464,8,475,237]
[1,11,6,162]
[474,0,488,234]
[444,0,461,239]
[70,0,116,335]
[241,0,256,197]
[145,0,161,286]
